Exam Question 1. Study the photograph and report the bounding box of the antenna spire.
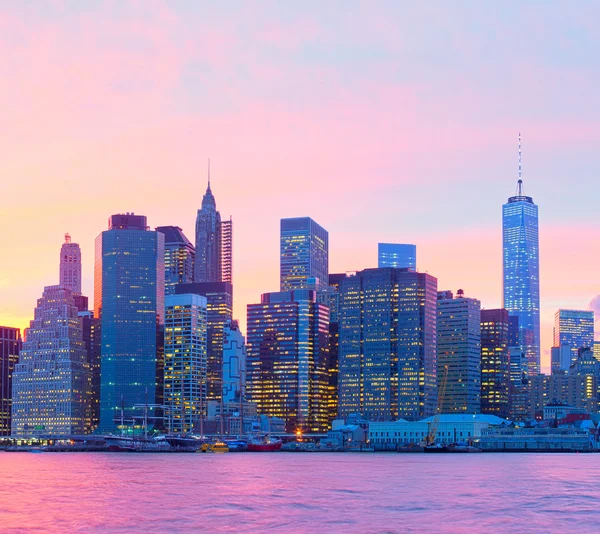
[517,132,523,195]
[208,158,211,190]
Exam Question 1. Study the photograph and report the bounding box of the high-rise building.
[437,290,481,414]
[326,273,345,424]
[551,345,572,375]
[221,218,233,284]
[60,233,82,295]
[338,268,438,421]
[79,311,101,432]
[377,243,416,270]
[222,320,246,404]
[246,290,330,433]
[95,213,165,432]
[156,226,195,295]
[195,172,233,284]
[0,327,21,436]
[176,282,233,402]
[480,309,510,418]
[280,217,328,291]
[553,309,595,367]
[163,293,207,434]
[594,341,600,363]
[12,286,91,436]
[502,137,540,376]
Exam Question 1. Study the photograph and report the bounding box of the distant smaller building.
[377,243,416,270]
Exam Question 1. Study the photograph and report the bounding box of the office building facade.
[553,309,595,367]
[338,268,438,422]
[176,282,233,402]
[12,286,90,436]
[280,217,328,291]
[222,320,246,404]
[437,291,481,414]
[480,309,510,418]
[163,293,207,434]
[502,174,540,376]
[95,213,165,432]
[377,243,416,270]
[246,290,330,433]
[156,226,195,295]
[60,233,82,295]
[0,327,21,436]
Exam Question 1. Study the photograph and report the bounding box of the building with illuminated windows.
[163,293,207,434]
[79,311,101,432]
[246,290,330,433]
[437,291,481,414]
[480,309,510,418]
[280,217,328,291]
[176,282,233,402]
[12,286,91,436]
[337,268,438,422]
[156,226,195,295]
[377,243,416,270]
[326,273,345,424]
[553,309,594,368]
[221,218,233,284]
[0,326,21,436]
[95,213,165,432]
[502,170,540,376]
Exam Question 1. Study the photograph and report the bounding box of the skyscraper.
[246,290,330,433]
[163,293,207,434]
[0,326,21,436]
[195,169,233,284]
[95,213,165,432]
[326,273,346,424]
[502,135,540,376]
[12,286,91,436]
[60,233,82,295]
[176,282,233,402]
[79,310,101,432]
[378,243,416,270]
[337,268,438,421]
[156,226,195,295]
[280,217,328,291]
[222,320,246,404]
[437,290,481,414]
[553,309,595,367]
[480,309,510,418]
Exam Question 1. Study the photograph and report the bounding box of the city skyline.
[2,3,600,373]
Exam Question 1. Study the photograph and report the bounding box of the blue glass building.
[95,214,164,432]
[156,226,195,295]
[553,309,595,367]
[502,179,540,376]
[246,290,330,432]
[280,217,328,291]
[338,268,438,421]
[378,243,416,270]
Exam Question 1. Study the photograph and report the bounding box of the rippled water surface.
[1,452,599,532]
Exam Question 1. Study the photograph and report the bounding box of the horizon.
[2,2,600,373]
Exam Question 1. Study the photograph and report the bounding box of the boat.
[104,436,171,453]
[163,434,201,452]
[197,441,229,453]
[247,435,282,452]
[423,444,449,453]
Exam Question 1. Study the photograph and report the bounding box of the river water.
[1,452,598,532]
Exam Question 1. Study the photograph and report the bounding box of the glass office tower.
[502,178,540,376]
[437,291,481,414]
[246,290,330,433]
[0,326,21,436]
[95,213,164,432]
[553,309,595,367]
[480,309,510,418]
[280,217,329,291]
[337,268,438,421]
[377,243,416,270]
[156,226,195,295]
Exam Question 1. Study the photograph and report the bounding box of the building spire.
[207,158,211,192]
[517,132,523,195]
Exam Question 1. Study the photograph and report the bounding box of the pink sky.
[1,2,600,371]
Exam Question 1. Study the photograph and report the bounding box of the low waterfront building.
[478,426,596,451]
[368,414,508,450]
